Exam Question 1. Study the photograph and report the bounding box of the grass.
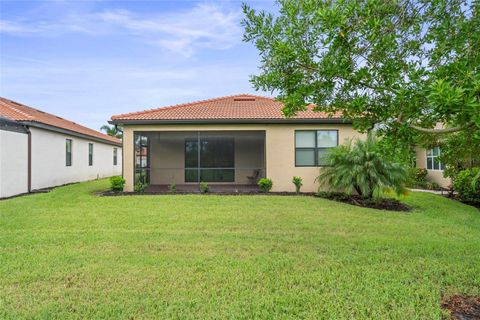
[0,180,479,319]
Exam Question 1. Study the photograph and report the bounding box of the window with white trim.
[113,148,118,166]
[426,147,445,170]
[88,143,93,166]
[66,139,72,166]
[295,130,338,166]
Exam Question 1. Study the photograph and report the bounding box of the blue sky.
[0,0,274,130]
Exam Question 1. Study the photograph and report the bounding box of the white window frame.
[426,147,445,171]
[88,143,94,166]
[295,130,338,167]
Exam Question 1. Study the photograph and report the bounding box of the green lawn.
[1,180,479,319]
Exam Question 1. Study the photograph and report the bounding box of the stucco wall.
[415,147,451,188]
[30,127,122,190]
[0,130,29,198]
[122,123,364,192]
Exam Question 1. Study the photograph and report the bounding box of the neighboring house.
[414,123,452,189]
[415,146,452,188]
[0,97,122,198]
[110,94,364,192]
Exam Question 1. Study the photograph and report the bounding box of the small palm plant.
[316,134,407,199]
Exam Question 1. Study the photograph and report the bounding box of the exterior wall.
[30,127,122,190]
[0,130,29,198]
[122,123,364,192]
[415,147,452,188]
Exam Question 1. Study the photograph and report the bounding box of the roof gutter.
[109,118,352,125]
[0,117,30,134]
[21,121,122,147]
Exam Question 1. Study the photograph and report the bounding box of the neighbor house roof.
[110,94,346,124]
[0,97,121,145]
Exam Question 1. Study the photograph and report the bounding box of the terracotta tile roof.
[0,97,121,145]
[111,94,343,122]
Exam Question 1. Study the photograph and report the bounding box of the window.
[66,139,72,166]
[113,148,118,166]
[185,137,235,182]
[295,130,338,166]
[88,143,93,166]
[426,147,445,170]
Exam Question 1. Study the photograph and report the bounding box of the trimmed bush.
[425,181,441,191]
[292,176,303,194]
[258,178,273,193]
[453,168,480,202]
[199,182,209,193]
[134,182,147,193]
[406,168,428,188]
[110,176,125,193]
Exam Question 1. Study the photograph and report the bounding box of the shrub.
[258,178,273,193]
[134,182,147,193]
[453,168,480,202]
[199,182,209,193]
[316,133,408,199]
[110,176,125,193]
[169,183,176,193]
[292,176,303,193]
[406,168,428,188]
[425,181,441,191]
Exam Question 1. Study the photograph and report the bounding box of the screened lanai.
[134,131,266,191]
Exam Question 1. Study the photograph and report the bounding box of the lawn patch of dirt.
[441,295,480,320]
[315,192,412,212]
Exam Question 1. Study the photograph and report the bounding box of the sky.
[0,0,275,131]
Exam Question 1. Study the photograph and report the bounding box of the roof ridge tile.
[111,94,275,119]
[111,93,343,122]
[0,97,121,144]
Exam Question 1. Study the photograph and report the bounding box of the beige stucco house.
[413,123,452,189]
[415,146,452,188]
[110,94,364,193]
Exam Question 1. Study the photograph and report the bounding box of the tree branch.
[397,111,473,134]
[294,61,397,94]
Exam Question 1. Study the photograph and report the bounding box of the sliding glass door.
[185,137,234,182]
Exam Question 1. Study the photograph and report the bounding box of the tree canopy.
[242,0,480,140]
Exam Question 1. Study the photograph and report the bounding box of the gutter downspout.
[26,126,31,193]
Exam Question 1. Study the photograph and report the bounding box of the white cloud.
[0,3,242,56]
[0,20,29,33]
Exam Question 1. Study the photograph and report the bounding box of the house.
[0,97,122,198]
[415,146,451,188]
[413,123,452,189]
[110,94,364,193]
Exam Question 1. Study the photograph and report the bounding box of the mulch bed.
[442,194,480,210]
[98,190,411,212]
[441,295,480,320]
[97,190,316,196]
[315,192,412,212]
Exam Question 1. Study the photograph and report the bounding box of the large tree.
[242,0,480,139]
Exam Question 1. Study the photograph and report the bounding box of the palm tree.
[316,134,407,199]
[100,124,123,139]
